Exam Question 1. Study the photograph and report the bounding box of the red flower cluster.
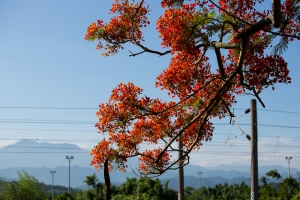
[86,0,298,175]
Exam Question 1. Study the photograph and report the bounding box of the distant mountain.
[208,163,251,173]
[0,165,138,188]
[0,140,141,170]
[0,140,299,189]
[0,140,92,169]
[160,175,251,190]
[207,163,299,179]
[156,164,250,180]
[0,165,251,190]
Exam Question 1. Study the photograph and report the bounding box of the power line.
[0,138,100,142]
[0,136,300,145]
[0,120,95,125]
[1,127,299,140]
[0,151,299,158]
[215,123,300,129]
[2,144,300,150]
[0,106,97,110]
[233,108,300,115]
[0,106,299,114]
[0,128,96,133]
[258,109,300,115]
[0,119,299,129]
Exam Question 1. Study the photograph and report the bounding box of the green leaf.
[272,36,289,55]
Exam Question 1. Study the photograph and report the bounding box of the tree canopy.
[0,171,48,200]
[85,0,300,176]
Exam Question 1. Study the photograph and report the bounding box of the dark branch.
[221,98,235,118]
[272,0,281,28]
[134,0,145,16]
[155,40,248,163]
[198,42,240,49]
[266,31,300,39]
[236,16,273,39]
[128,50,146,57]
[209,0,300,39]
[252,88,266,108]
[176,37,249,171]
[214,47,226,78]
[104,159,111,200]
[134,42,171,56]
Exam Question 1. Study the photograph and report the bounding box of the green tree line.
[1,170,300,200]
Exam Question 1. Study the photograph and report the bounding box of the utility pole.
[178,135,184,200]
[250,99,258,200]
[197,171,202,189]
[297,172,300,183]
[50,171,56,200]
[66,156,74,193]
[285,156,292,178]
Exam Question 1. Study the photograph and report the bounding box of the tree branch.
[198,42,240,49]
[154,40,249,163]
[252,88,266,108]
[272,0,281,28]
[221,98,235,118]
[209,0,300,39]
[236,16,273,39]
[214,47,226,78]
[104,159,111,200]
[134,0,145,16]
[133,42,171,56]
[128,50,146,57]
[176,37,249,170]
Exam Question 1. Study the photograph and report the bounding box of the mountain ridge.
[0,140,299,190]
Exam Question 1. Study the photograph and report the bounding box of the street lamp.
[285,156,292,178]
[66,156,74,193]
[50,171,56,200]
[197,171,203,189]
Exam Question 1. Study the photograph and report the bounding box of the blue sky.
[0,1,300,170]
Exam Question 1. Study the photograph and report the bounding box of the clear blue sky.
[0,1,299,170]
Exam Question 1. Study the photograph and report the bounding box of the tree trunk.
[104,159,111,200]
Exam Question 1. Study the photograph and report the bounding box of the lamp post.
[285,156,292,178]
[66,156,74,193]
[197,171,203,189]
[50,171,56,200]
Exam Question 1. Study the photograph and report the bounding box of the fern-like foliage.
[170,0,184,8]
[271,36,289,55]
[206,23,222,38]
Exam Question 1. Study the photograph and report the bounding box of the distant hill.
[0,165,252,190]
[0,165,138,188]
[0,140,299,189]
[0,140,92,169]
[160,175,252,190]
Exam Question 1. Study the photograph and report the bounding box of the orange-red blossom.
[86,0,297,175]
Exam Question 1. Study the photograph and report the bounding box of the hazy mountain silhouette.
[0,140,299,189]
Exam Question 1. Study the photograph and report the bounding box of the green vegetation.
[1,170,300,199]
[0,171,49,200]
[74,175,177,200]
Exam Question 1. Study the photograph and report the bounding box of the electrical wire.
[1,127,299,140]
[0,151,299,159]
[258,109,300,115]
[0,128,96,133]
[0,106,299,115]
[233,108,300,115]
[0,106,97,110]
[0,119,299,129]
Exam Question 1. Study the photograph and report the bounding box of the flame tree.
[85,0,299,176]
